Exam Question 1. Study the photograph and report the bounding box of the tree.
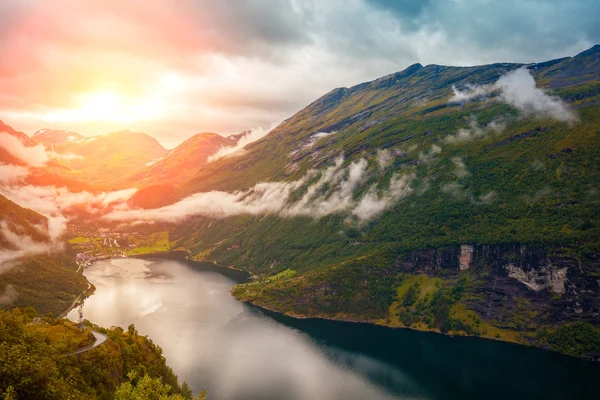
[114,375,206,400]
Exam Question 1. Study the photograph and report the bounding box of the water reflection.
[69,257,600,400]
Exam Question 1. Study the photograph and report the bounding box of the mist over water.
[70,257,599,400]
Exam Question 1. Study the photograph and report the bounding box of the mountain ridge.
[1,45,600,359]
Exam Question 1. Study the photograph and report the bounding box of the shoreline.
[58,249,599,363]
[233,294,600,364]
[58,282,95,319]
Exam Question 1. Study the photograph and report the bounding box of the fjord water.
[69,257,599,399]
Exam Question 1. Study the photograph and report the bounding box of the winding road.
[63,329,108,356]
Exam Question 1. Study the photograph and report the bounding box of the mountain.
[161,45,600,357]
[0,308,198,399]
[0,120,34,145]
[0,194,87,314]
[2,46,600,359]
[126,132,241,207]
[44,130,169,186]
[0,120,38,165]
[132,132,238,184]
[32,129,85,144]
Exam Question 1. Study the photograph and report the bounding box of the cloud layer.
[208,127,271,162]
[449,68,577,122]
[105,155,414,224]
[0,132,49,166]
[0,220,56,273]
[0,1,597,146]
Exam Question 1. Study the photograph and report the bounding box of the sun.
[42,89,164,124]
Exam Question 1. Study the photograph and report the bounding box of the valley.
[1,43,600,398]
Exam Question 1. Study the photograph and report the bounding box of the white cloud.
[418,144,442,163]
[46,150,83,161]
[0,132,49,166]
[376,149,393,169]
[496,68,577,123]
[445,116,505,144]
[302,131,337,149]
[0,183,137,244]
[0,163,29,183]
[449,84,496,104]
[105,154,415,224]
[449,68,576,123]
[352,173,414,222]
[0,220,57,272]
[0,284,18,306]
[451,157,470,178]
[207,126,272,162]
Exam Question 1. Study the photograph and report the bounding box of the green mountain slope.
[0,194,88,315]
[165,45,600,357]
[0,308,199,399]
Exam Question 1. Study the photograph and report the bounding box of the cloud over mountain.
[0,1,597,146]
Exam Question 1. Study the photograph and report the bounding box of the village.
[69,230,171,272]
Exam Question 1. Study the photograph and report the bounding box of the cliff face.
[398,244,600,328]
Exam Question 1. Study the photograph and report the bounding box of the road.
[63,329,108,356]
[57,283,92,319]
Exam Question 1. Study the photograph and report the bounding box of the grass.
[265,268,297,282]
[69,231,171,257]
[124,231,170,256]
[68,236,92,244]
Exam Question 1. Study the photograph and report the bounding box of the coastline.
[58,249,599,363]
[58,282,95,319]
[232,292,600,363]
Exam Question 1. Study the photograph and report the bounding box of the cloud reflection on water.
[70,258,419,400]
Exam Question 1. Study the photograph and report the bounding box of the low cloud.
[376,149,393,169]
[451,157,470,178]
[0,163,29,183]
[450,84,496,104]
[105,155,415,224]
[444,116,505,144]
[496,68,577,123]
[442,182,470,201]
[442,183,497,205]
[303,131,337,149]
[449,67,576,123]
[0,284,18,306]
[208,127,271,162]
[0,285,19,307]
[0,185,137,218]
[418,144,442,163]
[0,221,56,272]
[478,191,498,204]
[352,173,414,222]
[0,180,138,271]
[0,183,137,243]
[0,132,49,166]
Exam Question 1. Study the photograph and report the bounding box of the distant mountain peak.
[33,129,84,145]
[576,44,600,58]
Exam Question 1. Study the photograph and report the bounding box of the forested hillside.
[0,308,203,399]
[164,46,600,357]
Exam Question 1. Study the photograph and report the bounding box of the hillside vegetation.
[0,308,204,400]
[0,195,88,315]
[167,46,600,358]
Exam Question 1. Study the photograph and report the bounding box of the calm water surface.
[69,256,600,399]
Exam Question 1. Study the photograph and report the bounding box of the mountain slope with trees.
[165,45,600,358]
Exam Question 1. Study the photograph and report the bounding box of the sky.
[0,0,598,148]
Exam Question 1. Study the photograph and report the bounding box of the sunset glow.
[0,0,597,148]
[42,90,164,124]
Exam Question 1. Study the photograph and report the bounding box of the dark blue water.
[70,257,600,399]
